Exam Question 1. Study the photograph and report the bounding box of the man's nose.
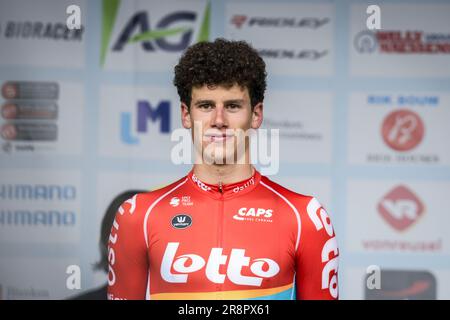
[211,105,227,128]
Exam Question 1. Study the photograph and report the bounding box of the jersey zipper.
[217,181,224,298]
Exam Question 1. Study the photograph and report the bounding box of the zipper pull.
[218,181,223,194]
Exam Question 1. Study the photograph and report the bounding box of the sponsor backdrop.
[0,0,449,299]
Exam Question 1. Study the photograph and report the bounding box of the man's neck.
[192,164,254,185]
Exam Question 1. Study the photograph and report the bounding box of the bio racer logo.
[100,0,211,67]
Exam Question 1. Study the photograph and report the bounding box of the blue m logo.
[120,100,171,144]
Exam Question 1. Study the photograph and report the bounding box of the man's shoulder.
[259,175,315,207]
[130,175,189,211]
[259,175,332,234]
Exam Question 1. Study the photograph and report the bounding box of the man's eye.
[199,104,212,109]
[226,104,241,109]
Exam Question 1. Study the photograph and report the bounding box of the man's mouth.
[204,133,234,143]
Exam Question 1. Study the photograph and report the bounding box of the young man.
[107,39,339,300]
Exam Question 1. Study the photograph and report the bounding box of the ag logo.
[171,214,192,229]
[381,109,424,152]
[100,0,210,66]
[378,185,424,231]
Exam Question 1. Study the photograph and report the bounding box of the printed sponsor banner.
[346,180,450,254]
[262,91,332,164]
[348,92,450,165]
[225,3,333,76]
[0,170,81,244]
[0,81,84,155]
[344,267,450,300]
[0,0,86,68]
[101,0,209,71]
[98,84,182,160]
[0,257,80,300]
[350,4,450,77]
[365,269,436,300]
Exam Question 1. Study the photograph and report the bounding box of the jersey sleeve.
[107,194,149,300]
[295,197,339,300]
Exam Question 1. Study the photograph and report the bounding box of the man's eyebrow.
[193,99,245,105]
[224,99,245,104]
[193,100,215,106]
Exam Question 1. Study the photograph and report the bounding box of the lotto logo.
[306,198,339,299]
[160,242,280,286]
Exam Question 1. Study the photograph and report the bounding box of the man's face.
[181,84,263,165]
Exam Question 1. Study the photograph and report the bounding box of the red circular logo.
[1,83,18,99]
[381,109,424,152]
[1,123,18,140]
[1,103,18,119]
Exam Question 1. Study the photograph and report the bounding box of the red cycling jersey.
[107,169,339,300]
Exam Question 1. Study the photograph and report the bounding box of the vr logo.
[378,185,424,231]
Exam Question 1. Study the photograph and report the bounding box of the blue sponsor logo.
[367,95,439,107]
[0,184,78,227]
[0,210,76,226]
[120,100,171,145]
[0,184,76,200]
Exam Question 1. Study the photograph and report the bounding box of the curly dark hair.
[173,38,267,110]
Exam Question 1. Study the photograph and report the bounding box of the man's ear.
[251,102,263,129]
[181,103,191,129]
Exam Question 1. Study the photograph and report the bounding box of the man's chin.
[203,154,234,165]
[199,146,233,164]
